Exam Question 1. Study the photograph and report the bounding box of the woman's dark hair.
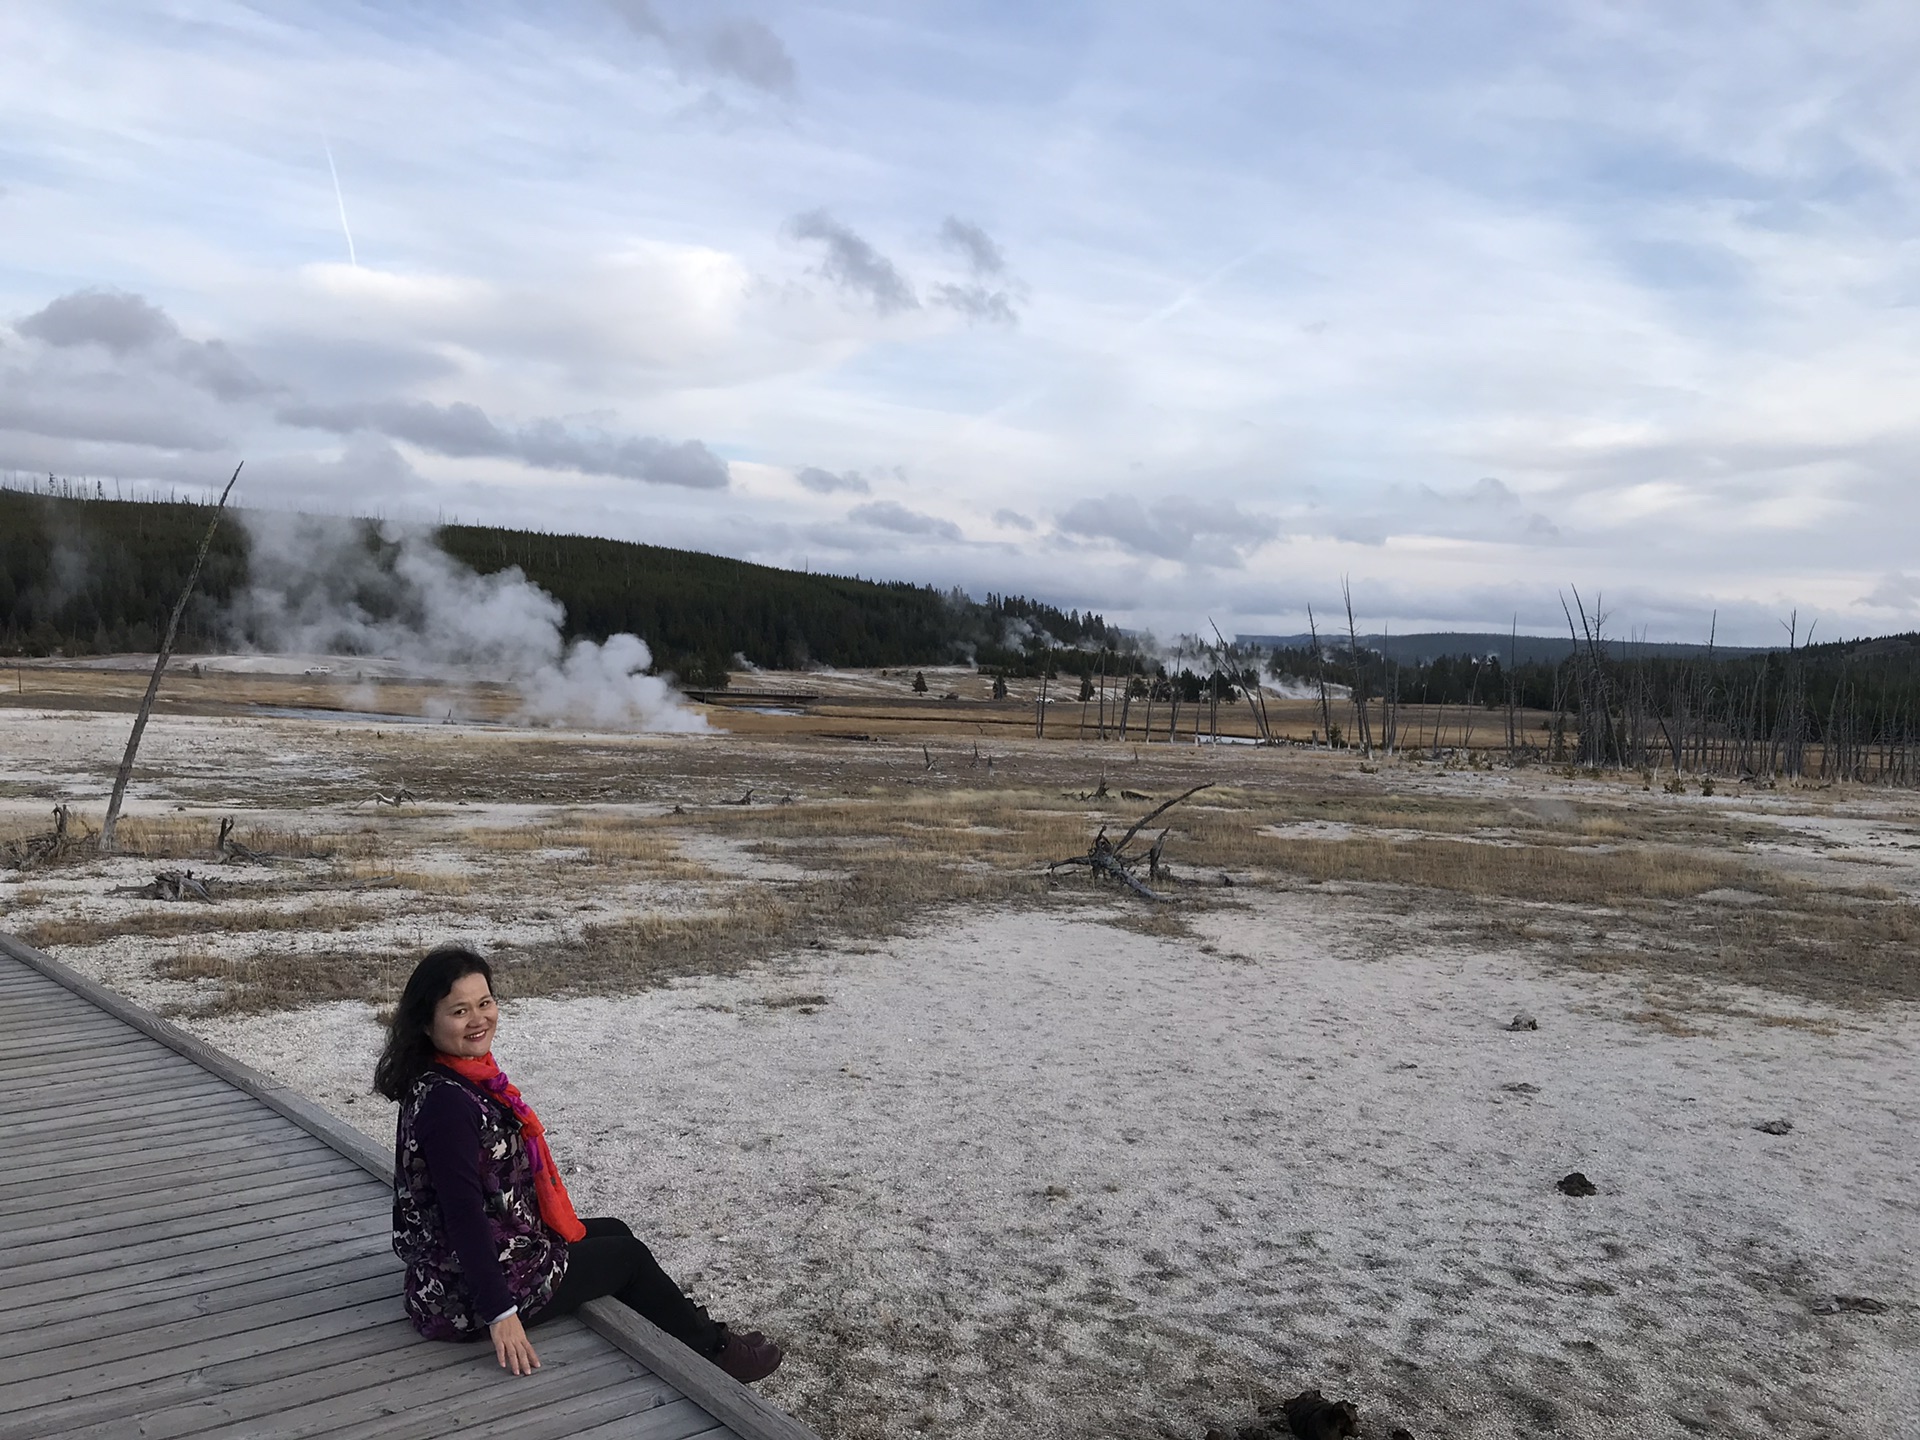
[373,946,494,1101]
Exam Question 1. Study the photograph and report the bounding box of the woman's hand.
[490,1313,541,1375]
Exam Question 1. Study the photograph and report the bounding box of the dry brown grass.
[1234,832,1774,905]
[21,897,392,948]
[155,945,419,1012]
[106,816,382,862]
[150,852,1047,1016]
[497,854,1042,998]
[681,787,1195,870]
[461,820,710,876]
[334,865,478,896]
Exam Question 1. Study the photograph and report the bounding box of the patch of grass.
[156,945,418,1015]
[462,820,711,878]
[1219,831,1772,905]
[108,817,379,861]
[22,898,391,948]
[333,862,478,896]
[497,854,1043,998]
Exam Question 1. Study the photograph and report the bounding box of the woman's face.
[428,971,498,1058]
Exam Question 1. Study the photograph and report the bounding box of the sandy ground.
[4,685,1919,1438]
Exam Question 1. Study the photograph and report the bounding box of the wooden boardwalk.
[0,934,818,1440]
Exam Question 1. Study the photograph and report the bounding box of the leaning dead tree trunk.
[100,463,241,852]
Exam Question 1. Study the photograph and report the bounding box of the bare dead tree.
[1342,578,1372,755]
[1506,615,1519,763]
[1307,605,1333,747]
[1211,619,1271,743]
[1036,648,1051,738]
[100,463,242,852]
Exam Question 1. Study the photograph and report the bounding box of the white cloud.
[4,2,1920,642]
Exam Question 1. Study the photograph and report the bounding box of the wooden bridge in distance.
[0,933,820,1440]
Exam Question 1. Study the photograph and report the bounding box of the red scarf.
[435,1053,587,1243]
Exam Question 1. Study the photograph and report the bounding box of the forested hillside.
[0,484,1107,676]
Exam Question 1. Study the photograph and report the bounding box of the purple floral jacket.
[392,1068,568,1339]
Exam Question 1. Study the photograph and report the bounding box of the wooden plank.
[0,1294,408,1411]
[0,1114,304,1176]
[9,1040,210,1081]
[12,1067,239,1121]
[330,1367,682,1440]
[10,1270,402,1384]
[443,1372,690,1440]
[1,1149,349,1228]
[9,1050,209,1096]
[5,1151,351,1235]
[0,1107,297,1172]
[0,1101,284,1159]
[0,1024,146,1061]
[567,1396,727,1440]
[0,1137,343,1217]
[0,995,110,1027]
[0,1087,264,1144]
[0,1208,385,1296]
[0,1127,342,1204]
[0,992,126,1024]
[11,1170,380,1258]
[0,1316,433,1440]
[580,1301,821,1440]
[0,1228,393,1344]
[0,1189,386,1287]
[184,1340,647,1440]
[0,1033,159,1075]
[8,1090,244,1144]
[0,1244,398,1345]
[8,1175,383,1265]
[62,1324,615,1440]
[0,1011,148,1047]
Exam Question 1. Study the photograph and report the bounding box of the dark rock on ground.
[1558,1171,1599,1197]
[1282,1388,1361,1439]
[1811,1294,1887,1315]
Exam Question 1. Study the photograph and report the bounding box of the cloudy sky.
[3,2,1917,645]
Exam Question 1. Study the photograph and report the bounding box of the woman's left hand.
[491,1313,541,1375]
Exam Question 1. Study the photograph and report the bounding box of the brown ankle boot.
[714,1327,783,1383]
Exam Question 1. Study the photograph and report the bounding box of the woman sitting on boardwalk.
[374,944,783,1381]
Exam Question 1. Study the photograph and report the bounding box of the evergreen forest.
[0,483,1107,680]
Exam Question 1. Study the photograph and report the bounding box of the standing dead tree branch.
[1307,606,1334,747]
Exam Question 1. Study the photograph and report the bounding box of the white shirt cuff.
[488,1305,519,1325]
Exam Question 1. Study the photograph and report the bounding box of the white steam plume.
[232,513,706,732]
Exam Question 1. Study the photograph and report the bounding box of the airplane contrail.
[320,128,358,268]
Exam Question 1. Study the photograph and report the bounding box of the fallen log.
[2,804,96,871]
[144,869,215,902]
[1046,784,1212,903]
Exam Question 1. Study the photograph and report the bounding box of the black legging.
[523,1217,723,1356]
